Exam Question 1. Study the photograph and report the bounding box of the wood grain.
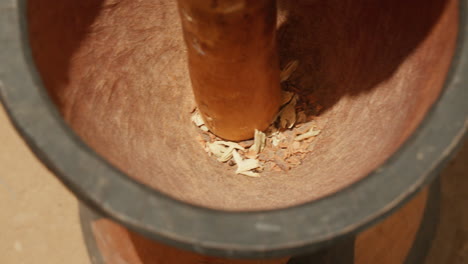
[177,0,281,141]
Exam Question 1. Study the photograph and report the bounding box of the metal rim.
[0,0,466,259]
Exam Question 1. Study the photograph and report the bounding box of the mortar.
[0,0,466,261]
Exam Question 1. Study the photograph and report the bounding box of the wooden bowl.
[0,0,466,259]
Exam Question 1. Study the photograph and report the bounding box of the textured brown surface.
[177,0,282,140]
[27,0,457,211]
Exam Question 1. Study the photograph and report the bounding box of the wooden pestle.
[177,0,282,141]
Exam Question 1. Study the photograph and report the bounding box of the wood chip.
[280,60,299,82]
[192,81,324,176]
[279,96,297,129]
[218,146,235,162]
[251,129,266,154]
[244,149,258,159]
[207,141,244,162]
[191,111,205,127]
[296,121,315,134]
[271,135,281,147]
[233,150,262,176]
[295,128,321,141]
[208,142,227,158]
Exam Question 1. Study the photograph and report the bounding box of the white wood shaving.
[232,150,261,176]
[251,129,266,154]
[280,60,299,82]
[218,146,235,162]
[232,149,244,165]
[208,141,245,162]
[208,142,227,158]
[191,111,205,127]
[295,128,321,141]
[200,125,209,132]
[271,135,281,147]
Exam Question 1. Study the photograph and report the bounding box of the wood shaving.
[208,142,227,159]
[244,149,258,159]
[251,129,266,154]
[191,72,325,177]
[296,121,315,134]
[280,60,299,82]
[233,150,261,177]
[295,128,321,141]
[191,111,205,127]
[271,135,281,147]
[218,146,235,162]
[208,141,245,162]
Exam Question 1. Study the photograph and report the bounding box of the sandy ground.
[0,106,90,263]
